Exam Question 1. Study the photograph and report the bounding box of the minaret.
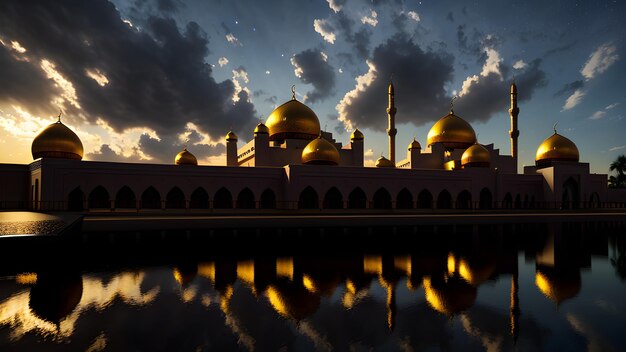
[386,80,397,164]
[509,82,519,162]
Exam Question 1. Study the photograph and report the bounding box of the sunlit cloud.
[226,33,242,46]
[513,60,528,69]
[589,110,605,120]
[336,60,378,131]
[11,40,26,53]
[361,10,378,27]
[326,0,343,13]
[40,59,81,109]
[609,145,626,151]
[218,57,229,67]
[581,42,619,80]
[562,89,585,110]
[85,68,110,87]
[313,19,336,44]
[407,11,420,22]
[231,67,251,103]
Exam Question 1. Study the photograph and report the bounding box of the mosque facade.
[0,82,625,212]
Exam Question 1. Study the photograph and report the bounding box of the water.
[0,222,625,351]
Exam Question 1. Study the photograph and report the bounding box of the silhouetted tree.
[609,155,626,188]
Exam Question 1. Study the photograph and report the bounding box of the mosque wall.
[0,164,29,209]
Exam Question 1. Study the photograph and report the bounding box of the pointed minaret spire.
[509,81,519,164]
[386,78,397,165]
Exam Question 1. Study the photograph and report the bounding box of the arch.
[260,189,277,209]
[456,190,472,209]
[236,188,255,209]
[373,188,392,209]
[417,189,433,209]
[503,193,513,209]
[88,186,110,209]
[299,186,319,209]
[67,187,84,211]
[589,192,600,208]
[530,195,536,209]
[141,186,161,209]
[166,187,185,209]
[436,190,452,209]
[190,187,209,209]
[396,188,413,209]
[323,187,343,209]
[523,195,529,209]
[479,188,492,209]
[514,194,522,209]
[214,187,233,209]
[347,187,367,209]
[115,186,136,209]
[562,177,579,209]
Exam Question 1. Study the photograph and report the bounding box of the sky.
[0,0,624,173]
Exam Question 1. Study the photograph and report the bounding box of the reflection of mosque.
[1,82,625,211]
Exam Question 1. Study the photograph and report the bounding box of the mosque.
[0,81,624,211]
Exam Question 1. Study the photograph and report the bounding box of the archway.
[214,188,233,209]
[479,188,492,209]
[417,189,433,209]
[373,188,392,209]
[347,187,366,209]
[260,189,276,209]
[190,187,209,209]
[299,186,319,209]
[88,186,109,209]
[166,187,185,209]
[323,187,343,209]
[141,186,161,209]
[67,187,84,211]
[514,194,522,209]
[437,190,452,209]
[524,195,529,209]
[456,190,472,209]
[115,186,136,209]
[396,188,413,209]
[237,188,255,209]
[562,177,579,209]
[589,192,600,208]
[503,193,513,209]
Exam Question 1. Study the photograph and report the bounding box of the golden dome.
[265,98,320,141]
[376,156,395,168]
[302,136,340,165]
[226,130,238,141]
[461,143,491,167]
[350,128,364,141]
[175,148,198,165]
[408,138,421,150]
[427,111,476,149]
[254,122,269,135]
[32,120,83,160]
[535,132,579,166]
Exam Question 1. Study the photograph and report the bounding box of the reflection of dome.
[254,122,269,135]
[535,268,581,305]
[173,264,198,286]
[423,276,477,315]
[175,148,198,166]
[266,282,320,321]
[427,112,476,149]
[29,273,83,325]
[226,130,238,141]
[376,156,395,168]
[535,132,579,166]
[408,138,421,151]
[302,136,340,165]
[461,144,491,168]
[32,121,84,160]
[350,128,364,141]
[449,255,496,286]
[265,98,321,141]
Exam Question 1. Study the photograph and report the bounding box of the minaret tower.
[387,80,397,164]
[509,82,519,162]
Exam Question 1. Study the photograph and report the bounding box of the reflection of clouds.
[461,314,504,352]
[567,313,617,352]
[85,331,107,352]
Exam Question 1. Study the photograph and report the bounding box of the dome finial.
[57,109,63,123]
[291,85,296,100]
[553,122,558,134]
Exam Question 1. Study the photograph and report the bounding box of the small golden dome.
[461,143,491,167]
[427,111,476,149]
[265,97,320,141]
[32,120,84,160]
[408,138,421,150]
[535,132,579,166]
[254,122,269,135]
[175,148,198,165]
[226,130,238,141]
[375,156,395,168]
[302,136,340,165]
[350,128,364,141]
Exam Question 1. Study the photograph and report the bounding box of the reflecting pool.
[0,222,625,351]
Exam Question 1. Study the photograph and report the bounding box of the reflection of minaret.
[387,80,397,164]
[510,272,520,343]
[508,82,519,164]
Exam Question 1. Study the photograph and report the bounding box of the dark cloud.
[291,49,336,103]
[156,0,181,13]
[0,0,257,142]
[85,144,144,162]
[543,41,578,58]
[446,11,454,22]
[553,80,584,97]
[138,134,225,163]
[264,96,277,105]
[335,12,372,60]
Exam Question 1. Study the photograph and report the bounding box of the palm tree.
[609,155,626,188]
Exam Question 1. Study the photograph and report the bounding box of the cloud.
[589,111,606,120]
[226,33,242,46]
[231,66,251,103]
[137,133,224,163]
[446,12,454,22]
[85,144,144,162]
[323,12,372,60]
[609,145,626,151]
[313,19,336,44]
[218,57,229,67]
[543,41,578,57]
[562,89,585,110]
[360,10,378,27]
[581,43,619,80]
[327,0,346,13]
[606,102,620,110]
[513,60,527,70]
[553,80,584,97]
[407,11,420,22]
[291,49,336,103]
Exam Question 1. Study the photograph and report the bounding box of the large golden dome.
[427,111,476,149]
[32,120,84,160]
[265,96,320,141]
[302,136,340,165]
[535,132,579,166]
[175,148,198,165]
[461,143,491,168]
